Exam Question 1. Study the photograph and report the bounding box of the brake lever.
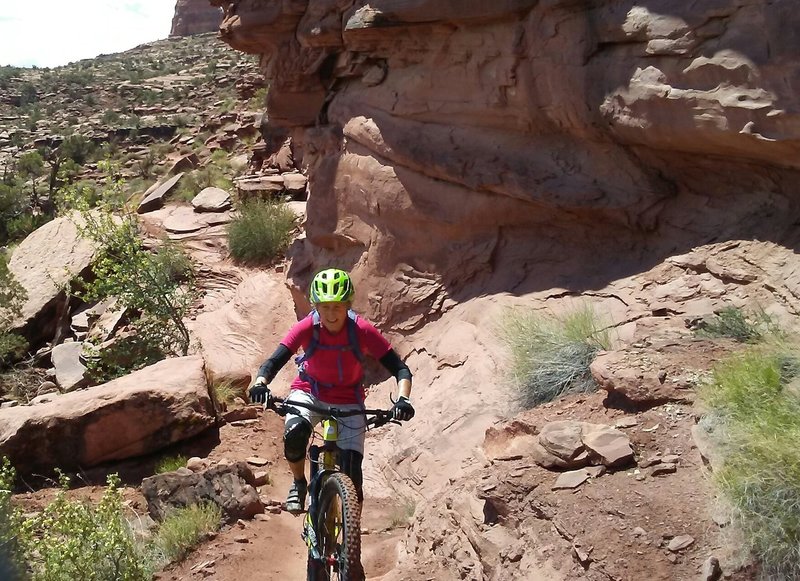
[263,396,289,417]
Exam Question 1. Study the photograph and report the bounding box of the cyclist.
[249,268,415,513]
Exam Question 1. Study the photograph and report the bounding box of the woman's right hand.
[248,378,270,404]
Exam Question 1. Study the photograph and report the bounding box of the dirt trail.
[157,406,410,581]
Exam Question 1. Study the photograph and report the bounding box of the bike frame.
[304,416,341,562]
[265,395,396,572]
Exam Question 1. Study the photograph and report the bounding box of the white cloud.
[0,1,176,68]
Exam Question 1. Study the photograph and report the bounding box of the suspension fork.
[305,418,340,556]
[309,418,339,488]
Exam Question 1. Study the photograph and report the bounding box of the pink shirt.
[280,312,392,404]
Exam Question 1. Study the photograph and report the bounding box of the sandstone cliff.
[171,0,223,37]
[212,0,800,335]
[209,3,800,578]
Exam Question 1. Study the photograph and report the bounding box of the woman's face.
[316,301,349,333]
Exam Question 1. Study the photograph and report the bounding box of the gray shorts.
[285,390,367,455]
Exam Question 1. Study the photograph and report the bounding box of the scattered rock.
[667,535,695,552]
[650,463,677,476]
[614,417,639,429]
[701,556,722,580]
[51,341,89,392]
[223,407,259,423]
[192,186,232,212]
[137,173,184,214]
[552,469,592,490]
[142,461,263,523]
[582,425,634,467]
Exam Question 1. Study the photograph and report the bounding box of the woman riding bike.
[249,268,415,515]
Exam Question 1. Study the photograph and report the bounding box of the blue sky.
[0,1,177,68]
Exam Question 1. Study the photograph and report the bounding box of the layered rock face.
[171,0,223,37]
[212,0,800,332]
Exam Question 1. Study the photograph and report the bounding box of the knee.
[283,418,312,462]
[339,450,364,502]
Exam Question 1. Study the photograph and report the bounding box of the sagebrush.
[0,459,224,580]
[227,199,296,265]
[697,306,781,343]
[699,348,800,579]
[498,305,611,409]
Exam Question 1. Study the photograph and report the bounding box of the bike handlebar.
[264,395,399,428]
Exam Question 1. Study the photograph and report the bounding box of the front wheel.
[307,472,363,581]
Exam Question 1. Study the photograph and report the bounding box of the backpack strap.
[295,309,364,365]
[346,309,365,362]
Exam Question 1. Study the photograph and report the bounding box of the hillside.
[0,32,261,182]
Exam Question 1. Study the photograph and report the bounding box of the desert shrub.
[0,460,222,578]
[5,213,48,242]
[155,455,188,474]
[151,503,221,564]
[173,151,233,202]
[54,180,101,213]
[227,200,297,265]
[19,472,152,581]
[0,458,26,580]
[0,257,28,368]
[247,86,268,110]
[101,109,121,125]
[697,306,780,343]
[19,82,38,106]
[212,379,240,409]
[83,332,167,383]
[498,305,611,409]
[0,67,23,89]
[67,163,196,359]
[0,181,28,245]
[699,347,800,579]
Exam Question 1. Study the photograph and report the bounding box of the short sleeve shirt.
[280,312,392,404]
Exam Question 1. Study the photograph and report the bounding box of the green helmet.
[309,268,354,303]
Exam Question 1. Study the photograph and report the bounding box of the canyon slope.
[205,1,800,579]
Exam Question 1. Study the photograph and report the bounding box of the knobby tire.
[306,472,363,581]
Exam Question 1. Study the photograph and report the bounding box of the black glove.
[249,381,270,404]
[392,396,415,421]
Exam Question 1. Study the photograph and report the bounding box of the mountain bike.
[265,394,397,581]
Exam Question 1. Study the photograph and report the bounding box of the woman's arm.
[379,349,412,398]
[255,344,292,384]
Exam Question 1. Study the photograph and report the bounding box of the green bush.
[699,348,800,579]
[0,460,223,579]
[155,455,188,474]
[0,181,28,245]
[498,305,611,409]
[151,503,221,564]
[227,200,297,265]
[6,213,48,242]
[247,86,268,110]
[0,333,28,368]
[19,471,152,581]
[70,169,196,359]
[697,306,780,343]
[0,459,27,580]
[0,257,27,368]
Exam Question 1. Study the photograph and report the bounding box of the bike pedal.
[285,502,306,515]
